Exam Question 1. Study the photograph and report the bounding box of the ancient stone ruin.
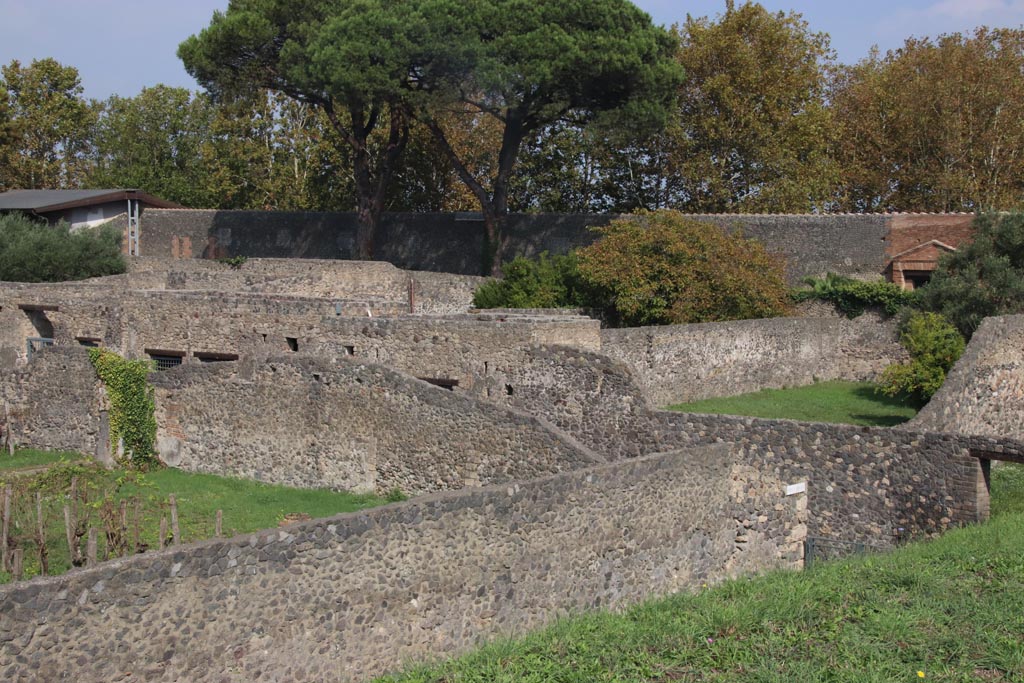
[1,251,1021,682]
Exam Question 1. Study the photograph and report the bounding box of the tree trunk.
[328,104,409,261]
[422,112,525,276]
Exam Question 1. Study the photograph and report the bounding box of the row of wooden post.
[1,482,226,581]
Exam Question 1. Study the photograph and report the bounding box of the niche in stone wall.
[419,377,459,391]
[286,337,299,352]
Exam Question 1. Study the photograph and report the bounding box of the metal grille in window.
[26,337,54,360]
[150,354,183,371]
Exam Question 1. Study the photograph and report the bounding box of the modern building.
[0,188,182,256]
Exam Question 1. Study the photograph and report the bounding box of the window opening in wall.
[146,350,185,371]
[343,345,355,356]
[286,337,299,352]
[505,383,514,396]
[194,351,239,363]
[261,333,268,343]
[419,377,459,391]
[76,337,101,348]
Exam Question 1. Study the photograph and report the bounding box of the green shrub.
[920,211,1024,339]
[575,210,790,327]
[472,252,594,310]
[794,273,919,317]
[88,348,159,470]
[877,311,965,406]
[0,212,126,282]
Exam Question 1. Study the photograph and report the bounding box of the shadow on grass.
[851,384,924,409]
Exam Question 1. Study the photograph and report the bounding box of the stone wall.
[599,313,907,406]
[125,256,487,315]
[151,355,601,496]
[912,315,1024,442]
[0,444,806,683]
[450,344,992,543]
[141,210,912,282]
[0,347,108,461]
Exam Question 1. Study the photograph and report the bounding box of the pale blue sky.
[1,0,1023,100]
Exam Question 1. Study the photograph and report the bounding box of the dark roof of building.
[0,189,183,212]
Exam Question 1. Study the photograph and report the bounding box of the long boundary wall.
[0,445,804,683]
[141,210,913,282]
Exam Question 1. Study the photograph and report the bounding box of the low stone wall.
[151,356,601,495]
[0,444,805,682]
[126,256,487,315]
[599,314,906,406]
[913,315,1024,441]
[465,345,989,543]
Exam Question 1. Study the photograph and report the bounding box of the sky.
[1,0,1023,101]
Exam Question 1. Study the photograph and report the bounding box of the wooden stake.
[215,509,223,538]
[132,498,142,553]
[63,505,76,566]
[11,548,23,581]
[159,517,168,550]
[35,492,47,576]
[169,495,180,546]
[1,483,11,573]
[86,528,97,567]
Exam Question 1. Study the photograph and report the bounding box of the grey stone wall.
[600,313,907,406]
[912,315,1024,441]
[1,347,107,460]
[126,256,487,316]
[0,445,805,683]
[151,355,602,496]
[141,210,894,282]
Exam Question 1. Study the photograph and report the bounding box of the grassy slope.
[0,451,393,583]
[667,381,919,427]
[378,465,1024,683]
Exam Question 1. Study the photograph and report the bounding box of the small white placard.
[786,482,807,496]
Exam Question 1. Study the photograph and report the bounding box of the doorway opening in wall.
[903,271,933,290]
[146,349,185,371]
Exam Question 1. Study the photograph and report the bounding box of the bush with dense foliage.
[0,213,125,282]
[920,211,1024,339]
[794,272,920,317]
[471,252,593,310]
[575,210,790,327]
[877,311,965,406]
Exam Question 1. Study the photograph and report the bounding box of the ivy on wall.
[88,348,159,470]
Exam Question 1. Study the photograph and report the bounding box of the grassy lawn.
[378,463,1024,683]
[0,448,85,471]
[0,450,396,583]
[666,381,919,427]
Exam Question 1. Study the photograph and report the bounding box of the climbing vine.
[88,348,159,470]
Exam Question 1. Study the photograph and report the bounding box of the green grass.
[378,463,1024,683]
[0,450,396,583]
[667,381,919,427]
[0,448,84,471]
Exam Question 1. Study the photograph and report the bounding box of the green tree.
[878,312,965,406]
[0,58,97,190]
[831,28,1024,212]
[0,213,125,282]
[670,2,837,212]
[921,212,1024,338]
[576,210,790,327]
[407,0,682,274]
[179,0,415,258]
[472,252,593,309]
[89,86,218,207]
